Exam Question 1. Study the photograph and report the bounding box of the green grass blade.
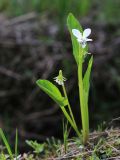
[0,128,14,160]
[15,129,18,159]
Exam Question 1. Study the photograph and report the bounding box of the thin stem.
[62,85,77,126]
[61,106,81,138]
[15,129,18,160]
[62,84,80,135]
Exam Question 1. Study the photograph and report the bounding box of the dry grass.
[0,128,120,159]
[45,128,120,160]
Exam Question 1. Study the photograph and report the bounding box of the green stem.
[62,84,78,129]
[15,129,18,160]
[60,106,81,138]
[78,56,89,144]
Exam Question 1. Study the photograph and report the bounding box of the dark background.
[0,0,120,150]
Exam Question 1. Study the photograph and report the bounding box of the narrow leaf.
[83,56,93,102]
[36,79,68,107]
[0,128,13,160]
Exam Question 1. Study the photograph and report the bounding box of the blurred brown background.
[0,0,120,150]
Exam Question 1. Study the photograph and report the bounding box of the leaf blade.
[67,13,83,64]
[0,128,14,160]
[36,79,68,107]
[83,56,93,102]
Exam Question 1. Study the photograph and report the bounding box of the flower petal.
[72,29,82,39]
[86,38,92,41]
[83,28,91,38]
[77,38,83,43]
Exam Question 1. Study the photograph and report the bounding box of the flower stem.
[60,106,81,138]
[62,84,81,138]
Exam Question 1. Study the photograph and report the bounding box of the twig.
[1,12,37,27]
[109,117,120,124]
[0,66,22,80]
[106,156,120,160]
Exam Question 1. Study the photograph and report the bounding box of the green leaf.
[83,56,93,102]
[67,13,89,65]
[26,140,44,154]
[36,79,68,107]
[0,128,14,160]
[67,13,83,64]
[0,153,6,160]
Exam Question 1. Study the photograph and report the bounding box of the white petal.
[77,38,83,43]
[72,29,82,39]
[83,28,91,38]
[56,79,59,83]
[87,52,91,54]
[86,38,92,41]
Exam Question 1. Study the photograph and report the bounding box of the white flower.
[72,28,92,48]
[53,70,66,86]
